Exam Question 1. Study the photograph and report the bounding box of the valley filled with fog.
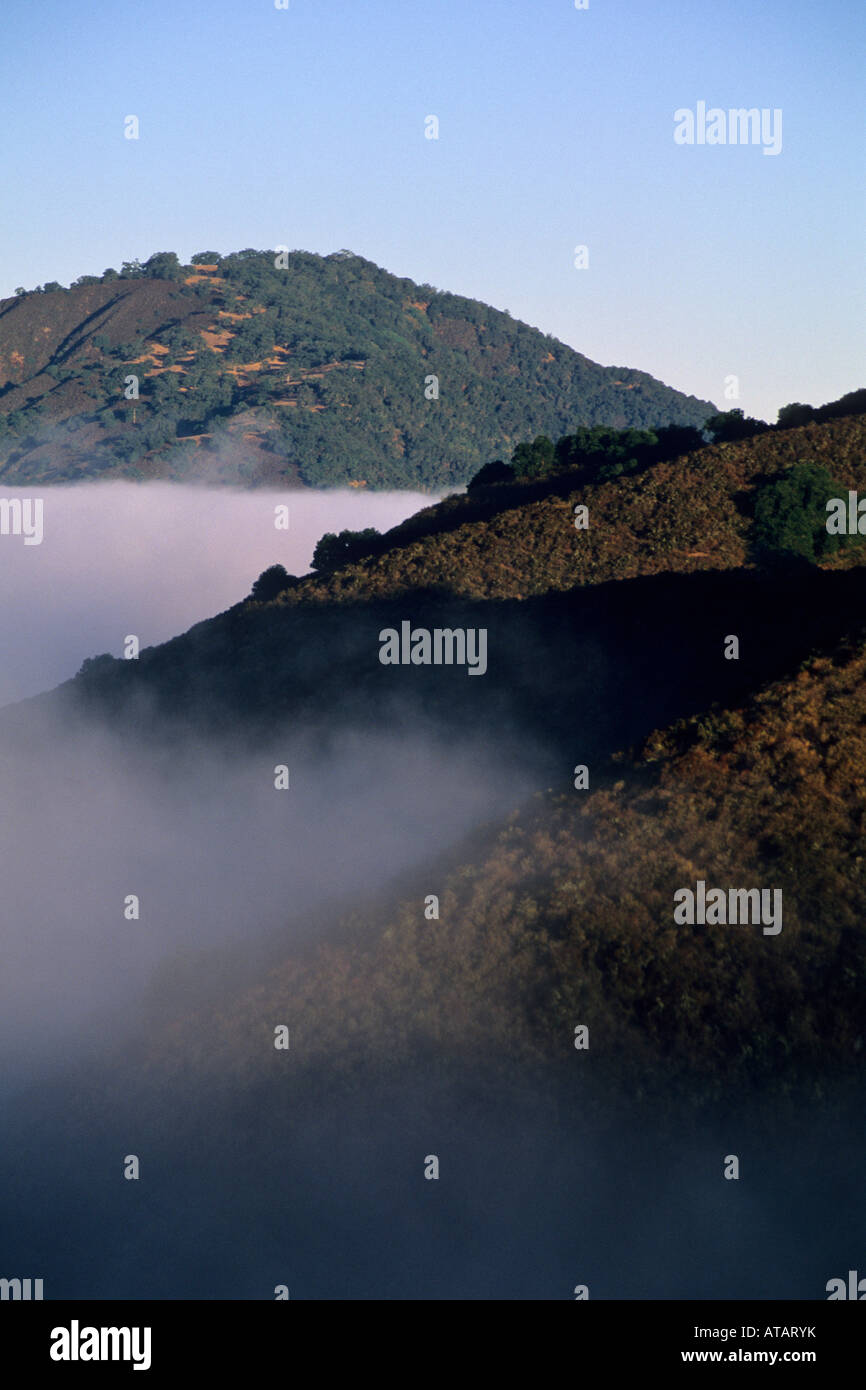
[0,484,434,706]
[1,480,862,1301]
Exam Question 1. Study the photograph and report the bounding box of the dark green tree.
[776,403,814,429]
[143,252,183,281]
[511,435,555,479]
[752,462,856,563]
[704,408,764,443]
[77,653,117,678]
[652,423,704,459]
[311,528,381,572]
[467,459,514,490]
[250,564,297,602]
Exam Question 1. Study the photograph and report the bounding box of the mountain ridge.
[0,248,715,488]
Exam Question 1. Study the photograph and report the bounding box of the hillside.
[267,410,866,603]
[129,623,866,1111]
[3,407,857,751]
[8,413,862,1127]
[0,249,715,489]
[6,415,866,1104]
[2,411,865,1301]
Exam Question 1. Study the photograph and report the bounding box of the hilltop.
[0,249,715,488]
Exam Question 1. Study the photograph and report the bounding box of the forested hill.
[0,249,715,488]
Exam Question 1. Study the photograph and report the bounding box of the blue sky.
[1,0,862,420]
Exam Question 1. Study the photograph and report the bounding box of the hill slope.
[5,407,860,751]
[132,624,866,1109]
[0,249,715,488]
[268,410,866,602]
[2,394,864,1304]
[17,411,862,1115]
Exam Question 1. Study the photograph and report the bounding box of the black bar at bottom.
[1,1299,860,1376]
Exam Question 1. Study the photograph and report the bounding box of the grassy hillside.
[0,249,715,488]
[275,410,866,602]
[131,624,866,1112]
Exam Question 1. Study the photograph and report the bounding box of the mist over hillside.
[0,485,430,704]
[1,407,865,1297]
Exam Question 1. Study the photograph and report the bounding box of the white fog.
[0,483,438,706]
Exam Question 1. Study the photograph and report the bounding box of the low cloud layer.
[0,483,433,705]
[0,700,536,1082]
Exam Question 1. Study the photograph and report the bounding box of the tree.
[191,252,222,265]
[553,425,660,480]
[227,318,276,360]
[249,564,297,602]
[776,403,814,430]
[652,423,704,459]
[42,281,63,293]
[143,252,182,281]
[77,653,116,677]
[752,462,855,563]
[149,373,183,411]
[704,408,764,444]
[467,459,514,490]
[511,435,555,479]
[311,528,381,572]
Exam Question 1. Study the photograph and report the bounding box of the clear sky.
[1,0,862,421]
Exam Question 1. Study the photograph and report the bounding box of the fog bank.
[0,702,536,1081]
[0,483,435,705]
